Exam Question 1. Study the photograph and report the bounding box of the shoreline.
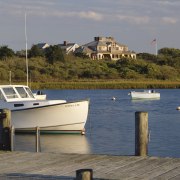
[30,80,180,89]
[1,80,180,89]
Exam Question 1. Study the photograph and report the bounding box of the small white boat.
[0,85,89,134]
[128,90,160,100]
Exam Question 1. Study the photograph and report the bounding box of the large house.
[75,37,136,60]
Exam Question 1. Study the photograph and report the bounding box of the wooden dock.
[0,151,180,179]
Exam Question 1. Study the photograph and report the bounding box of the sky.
[0,0,180,54]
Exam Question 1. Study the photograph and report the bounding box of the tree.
[137,53,157,62]
[0,46,15,60]
[16,50,26,57]
[45,45,65,64]
[159,65,178,80]
[29,45,44,58]
[0,68,9,81]
[74,52,89,59]
[158,48,180,58]
[14,69,26,81]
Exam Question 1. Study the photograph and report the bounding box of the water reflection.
[14,134,91,154]
[131,98,160,102]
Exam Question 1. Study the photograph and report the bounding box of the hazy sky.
[0,0,179,54]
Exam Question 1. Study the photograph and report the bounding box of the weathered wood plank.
[154,166,180,179]
[8,153,81,174]
[135,158,180,179]
[170,174,180,180]
[0,151,180,180]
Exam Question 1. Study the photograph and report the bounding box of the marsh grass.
[27,80,180,90]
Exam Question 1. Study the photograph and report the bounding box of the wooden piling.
[10,126,14,151]
[35,126,40,152]
[135,111,148,156]
[0,109,12,151]
[0,109,11,128]
[76,169,93,180]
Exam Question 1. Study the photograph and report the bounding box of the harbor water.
[15,89,180,158]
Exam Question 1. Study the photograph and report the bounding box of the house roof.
[83,38,127,49]
[36,43,49,49]
[75,46,93,53]
[58,43,76,48]
[83,41,98,47]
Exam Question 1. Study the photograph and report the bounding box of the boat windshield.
[15,87,29,98]
[0,90,5,100]
[25,87,34,98]
[2,87,18,99]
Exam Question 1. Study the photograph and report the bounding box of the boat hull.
[130,92,160,100]
[11,100,89,134]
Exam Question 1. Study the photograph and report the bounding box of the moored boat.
[0,85,89,134]
[128,90,160,100]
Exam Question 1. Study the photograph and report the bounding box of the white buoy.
[176,106,180,110]
[111,97,116,101]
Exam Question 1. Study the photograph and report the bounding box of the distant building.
[36,43,50,49]
[76,37,136,60]
[58,41,79,54]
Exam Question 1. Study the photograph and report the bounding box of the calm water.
[15,89,180,158]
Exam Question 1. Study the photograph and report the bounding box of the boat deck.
[0,151,180,179]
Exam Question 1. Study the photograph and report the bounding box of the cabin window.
[15,87,28,98]
[3,88,18,99]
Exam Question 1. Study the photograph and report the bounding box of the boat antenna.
[25,13,29,86]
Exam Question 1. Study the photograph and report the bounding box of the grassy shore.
[26,80,180,90]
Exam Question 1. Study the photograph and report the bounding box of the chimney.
[64,41,68,46]
[94,37,99,41]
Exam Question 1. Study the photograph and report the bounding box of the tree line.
[0,45,179,83]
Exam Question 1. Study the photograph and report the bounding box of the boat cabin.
[145,90,156,93]
[0,85,35,102]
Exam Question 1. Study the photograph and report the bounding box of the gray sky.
[0,0,179,54]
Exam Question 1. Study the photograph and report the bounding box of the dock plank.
[0,151,180,179]
[153,166,180,179]
[137,158,180,179]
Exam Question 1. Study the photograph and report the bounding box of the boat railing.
[6,94,19,99]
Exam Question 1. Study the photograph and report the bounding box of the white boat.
[0,85,89,134]
[128,90,160,100]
